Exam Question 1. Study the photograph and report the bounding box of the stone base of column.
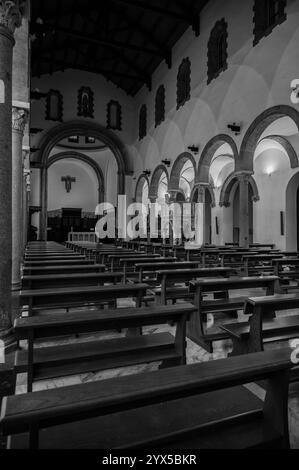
[0,327,18,354]
[11,281,22,292]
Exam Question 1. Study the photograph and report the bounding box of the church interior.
[1,0,299,451]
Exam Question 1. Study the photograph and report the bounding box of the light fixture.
[143,169,151,177]
[161,159,171,167]
[188,145,199,154]
[227,123,242,135]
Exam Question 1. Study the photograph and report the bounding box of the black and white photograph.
[1,0,299,456]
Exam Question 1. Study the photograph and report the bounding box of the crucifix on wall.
[61,176,76,193]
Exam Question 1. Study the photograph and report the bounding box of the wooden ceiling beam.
[37,22,166,57]
[110,0,191,22]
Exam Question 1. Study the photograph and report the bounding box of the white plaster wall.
[47,159,98,212]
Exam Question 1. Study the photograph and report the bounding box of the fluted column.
[12,107,28,290]
[0,1,22,346]
[237,172,252,248]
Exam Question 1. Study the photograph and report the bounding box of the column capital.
[0,1,22,36]
[234,171,253,184]
[12,106,28,133]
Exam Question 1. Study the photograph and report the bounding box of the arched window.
[77,87,94,118]
[253,0,287,45]
[207,19,228,84]
[139,104,147,140]
[107,100,122,130]
[155,85,165,127]
[46,90,63,121]
[176,58,191,110]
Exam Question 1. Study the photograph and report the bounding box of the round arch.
[47,152,105,204]
[135,174,149,202]
[239,105,299,172]
[38,120,132,239]
[149,164,169,201]
[197,134,238,184]
[169,152,196,191]
[219,173,260,207]
[190,184,216,207]
[258,135,298,169]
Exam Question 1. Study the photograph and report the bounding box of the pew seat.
[1,349,292,449]
[14,303,195,391]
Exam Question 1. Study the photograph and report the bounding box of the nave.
[1,240,299,449]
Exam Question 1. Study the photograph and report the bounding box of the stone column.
[237,172,252,248]
[194,186,205,246]
[22,150,30,250]
[0,1,22,348]
[12,107,28,290]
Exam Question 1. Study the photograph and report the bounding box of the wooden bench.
[22,272,124,290]
[1,349,292,449]
[221,294,299,376]
[14,303,195,392]
[188,276,280,353]
[24,259,94,267]
[23,264,105,276]
[242,254,284,276]
[120,256,177,282]
[155,267,233,305]
[272,258,299,292]
[20,283,149,316]
[135,261,200,284]
[0,365,15,449]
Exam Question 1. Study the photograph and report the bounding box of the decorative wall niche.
[155,85,165,127]
[77,86,94,118]
[139,104,147,140]
[207,19,228,84]
[46,90,63,122]
[107,100,122,130]
[176,58,191,110]
[253,0,287,46]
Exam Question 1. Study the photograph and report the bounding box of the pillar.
[22,150,30,250]
[0,1,22,349]
[12,107,28,290]
[194,186,205,246]
[238,172,252,248]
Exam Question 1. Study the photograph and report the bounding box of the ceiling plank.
[36,22,166,58]
[110,0,192,22]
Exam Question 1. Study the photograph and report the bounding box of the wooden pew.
[272,258,299,292]
[221,294,299,373]
[242,254,284,276]
[120,256,177,282]
[0,365,15,449]
[24,259,94,267]
[1,349,292,449]
[14,303,195,392]
[23,264,105,276]
[22,272,124,290]
[188,276,279,353]
[135,261,200,284]
[155,267,233,305]
[24,255,86,262]
[20,283,149,316]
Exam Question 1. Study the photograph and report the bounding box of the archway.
[38,120,132,239]
[135,174,149,204]
[220,173,259,244]
[149,165,169,201]
[239,105,299,172]
[169,152,196,192]
[197,134,238,184]
[48,152,105,203]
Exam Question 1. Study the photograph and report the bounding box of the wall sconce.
[162,159,171,167]
[227,123,242,135]
[143,169,151,177]
[188,145,199,154]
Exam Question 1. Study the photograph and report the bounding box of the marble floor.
[12,288,299,449]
